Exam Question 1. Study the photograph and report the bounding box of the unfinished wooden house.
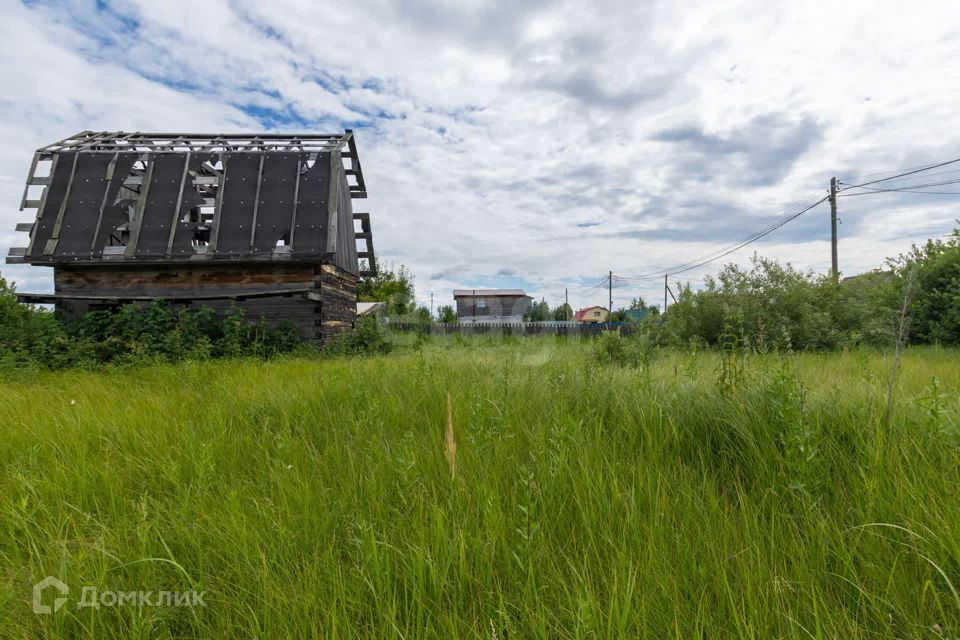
[453,289,533,324]
[6,130,376,342]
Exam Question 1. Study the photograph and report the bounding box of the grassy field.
[2,338,959,638]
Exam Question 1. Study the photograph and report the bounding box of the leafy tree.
[415,306,432,325]
[651,230,960,350]
[553,302,573,321]
[0,276,73,367]
[609,307,629,322]
[528,298,552,322]
[656,254,902,350]
[889,228,960,344]
[437,304,457,323]
[357,259,416,316]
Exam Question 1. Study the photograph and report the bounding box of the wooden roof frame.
[8,129,375,268]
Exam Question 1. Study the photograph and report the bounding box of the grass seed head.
[445,392,457,480]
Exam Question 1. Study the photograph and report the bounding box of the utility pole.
[830,176,839,278]
[608,270,613,315]
[565,287,569,320]
[430,292,434,317]
[663,274,668,312]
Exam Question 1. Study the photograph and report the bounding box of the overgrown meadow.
[2,337,959,638]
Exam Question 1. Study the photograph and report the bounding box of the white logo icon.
[32,576,69,614]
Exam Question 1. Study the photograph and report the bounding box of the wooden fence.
[387,322,639,337]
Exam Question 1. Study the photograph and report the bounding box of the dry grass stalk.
[885,266,917,427]
[445,392,457,479]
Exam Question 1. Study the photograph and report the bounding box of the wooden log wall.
[52,262,358,343]
[318,263,357,342]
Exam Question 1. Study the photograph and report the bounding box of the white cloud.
[1,0,958,312]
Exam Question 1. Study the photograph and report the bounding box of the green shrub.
[593,330,655,370]
[660,255,902,351]
[893,230,960,345]
[0,276,75,369]
[658,231,960,351]
[0,291,306,369]
[326,316,392,356]
[413,329,431,350]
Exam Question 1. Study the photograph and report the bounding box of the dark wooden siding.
[53,262,357,342]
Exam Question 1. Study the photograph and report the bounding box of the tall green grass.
[1,340,959,638]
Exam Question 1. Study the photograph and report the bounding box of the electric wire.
[837,158,960,191]
[847,189,960,196]
[582,155,960,294]
[624,157,959,281]
[663,197,829,276]
[838,178,960,196]
[614,194,828,281]
[576,276,612,294]
[839,160,960,183]
[845,166,960,184]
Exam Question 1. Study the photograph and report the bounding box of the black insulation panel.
[292,152,331,257]
[50,153,114,258]
[215,154,261,255]
[134,153,190,258]
[251,153,300,254]
[28,151,75,259]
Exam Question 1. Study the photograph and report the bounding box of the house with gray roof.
[452,289,532,324]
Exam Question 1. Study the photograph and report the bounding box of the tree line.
[1,228,956,368]
[650,229,959,350]
[357,229,960,351]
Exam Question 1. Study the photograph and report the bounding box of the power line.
[614,195,829,281]
[837,158,960,191]
[577,276,611,294]
[847,189,960,196]
[839,160,960,183]
[648,191,829,277]
[840,178,960,190]
[849,166,960,184]
[838,178,960,196]
[665,197,829,276]
[620,156,959,282]
[611,273,662,282]
[584,155,960,294]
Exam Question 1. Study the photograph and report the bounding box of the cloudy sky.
[1,0,958,312]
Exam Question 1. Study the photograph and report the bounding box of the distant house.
[356,301,385,317]
[453,289,533,324]
[574,306,608,324]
